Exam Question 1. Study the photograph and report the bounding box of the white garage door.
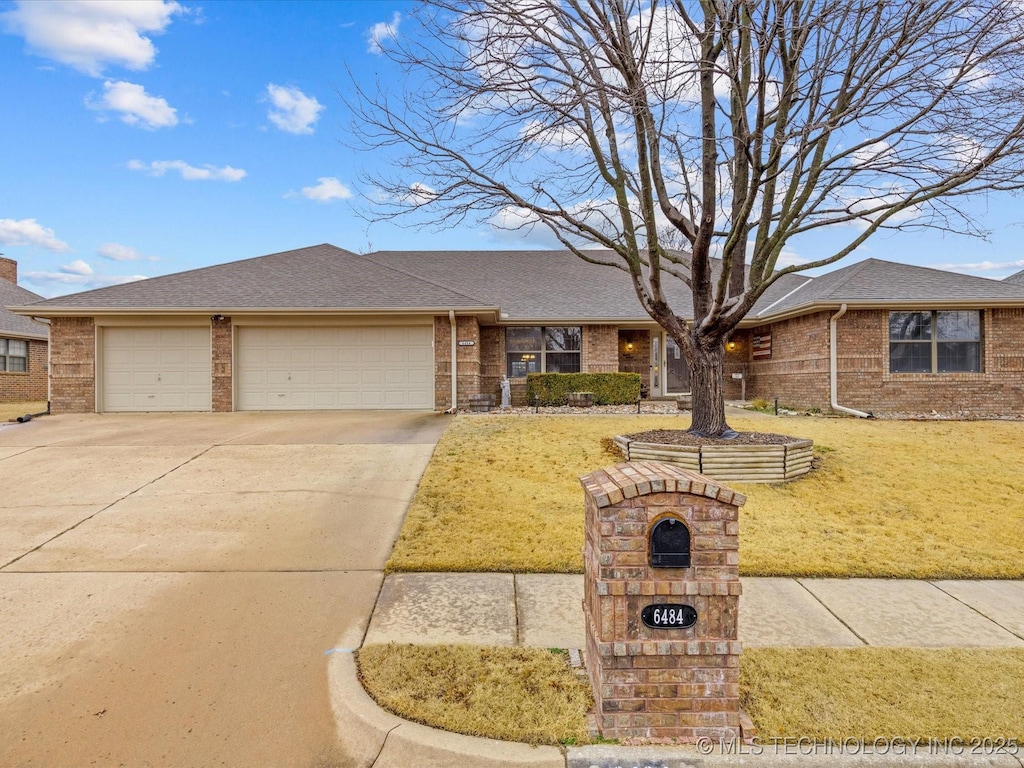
[236,326,434,410]
[102,327,211,412]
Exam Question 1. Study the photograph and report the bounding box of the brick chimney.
[0,257,16,284]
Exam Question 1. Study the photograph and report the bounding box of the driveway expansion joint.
[1,446,215,570]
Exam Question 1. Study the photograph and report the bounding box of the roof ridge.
[813,257,876,299]
[358,252,494,306]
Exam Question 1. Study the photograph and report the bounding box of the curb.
[327,650,563,768]
[327,650,1023,768]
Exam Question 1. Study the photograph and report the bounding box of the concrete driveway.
[0,410,447,768]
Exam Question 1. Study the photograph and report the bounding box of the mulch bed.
[625,429,802,446]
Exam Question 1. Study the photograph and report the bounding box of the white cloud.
[300,177,353,202]
[22,268,147,295]
[0,218,72,252]
[87,80,178,129]
[127,159,246,181]
[98,242,157,261]
[1,0,183,76]
[935,258,1024,274]
[265,84,323,135]
[366,11,401,55]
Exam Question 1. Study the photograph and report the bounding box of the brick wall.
[433,315,482,409]
[582,463,743,742]
[744,308,1024,415]
[211,317,232,412]
[584,324,619,373]
[0,257,16,284]
[744,313,831,408]
[49,317,95,413]
[0,338,47,403]
[618,330,651,394]
[480,325,504,400]
[837,308,1024,416]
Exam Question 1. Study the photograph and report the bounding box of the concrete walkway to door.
[0,410,447,768]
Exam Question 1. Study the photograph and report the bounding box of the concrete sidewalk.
[330,573,1024,768]
[364,573,1024,649]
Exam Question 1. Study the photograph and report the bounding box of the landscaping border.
[612,435,813,482]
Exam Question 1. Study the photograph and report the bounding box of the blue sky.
[2,0,1024,298]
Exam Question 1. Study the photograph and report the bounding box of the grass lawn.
[358,644,1024,745]
[0,401,47,422]
[389,413,1024,578]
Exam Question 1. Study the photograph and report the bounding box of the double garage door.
[100,325,433,412]
[236,326,434,410]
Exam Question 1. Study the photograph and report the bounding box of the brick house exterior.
[8,246,1024,416]
[0,258,49,404]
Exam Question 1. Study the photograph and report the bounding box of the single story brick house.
[0,257,48,403]
[9,243,1024,416]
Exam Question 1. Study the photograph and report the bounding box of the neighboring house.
[9,244,1024,416]
[0,257,48,404]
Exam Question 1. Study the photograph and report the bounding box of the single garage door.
[102,327,212,412]
[236,326,434,410]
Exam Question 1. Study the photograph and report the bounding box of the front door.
[664,335,690,394]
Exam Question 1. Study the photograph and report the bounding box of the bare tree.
[348,0,1024,436]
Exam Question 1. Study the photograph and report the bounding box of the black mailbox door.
[650,517,691,567]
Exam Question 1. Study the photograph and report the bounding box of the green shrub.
[526,373,641,406]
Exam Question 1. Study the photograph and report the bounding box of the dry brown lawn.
[357,643,1024,745]
[742,648,1024,740]
[357,644,592,746]
[0,401,47,422]
[388,413,1024,578]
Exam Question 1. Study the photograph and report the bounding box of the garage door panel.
[237,325,433,411]
[102,327,211,412]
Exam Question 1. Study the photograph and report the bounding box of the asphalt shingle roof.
[1005,268,1024,285]
[0,278,47,338]
[12,246,1024,323]
[752,258,1024,316]
[18,244,491,311]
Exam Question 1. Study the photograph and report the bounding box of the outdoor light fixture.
[727,341,737,351]
[626,342,634,352]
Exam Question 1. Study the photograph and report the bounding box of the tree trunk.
[687,339,737,438]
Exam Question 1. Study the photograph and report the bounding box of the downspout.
[830,304,873,418]
[32,317,52,416]
[447,310,458,413]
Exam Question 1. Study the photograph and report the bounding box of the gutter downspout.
[447,310,458,414]
[830,304,872,418]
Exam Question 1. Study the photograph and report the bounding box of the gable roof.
[750,258,1024,320]
[0,277,47,339]
[14,244,494,314]
[10,245,1024,325]
[1005,268,1024,285]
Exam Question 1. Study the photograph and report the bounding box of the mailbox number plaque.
[641,603,697,630]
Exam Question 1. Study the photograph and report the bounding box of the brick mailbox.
[581,461,745,743]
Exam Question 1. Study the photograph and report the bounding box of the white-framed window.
[0,338,28,372]
[889,311,981,373]
[505,326,582,377]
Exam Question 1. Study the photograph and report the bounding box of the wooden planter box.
[613,435,813,483]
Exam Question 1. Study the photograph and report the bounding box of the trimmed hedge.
[526,373,641,406]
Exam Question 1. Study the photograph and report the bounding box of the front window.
[506,326,581,376]
[0,339,28,372]
[889,311,981,373]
